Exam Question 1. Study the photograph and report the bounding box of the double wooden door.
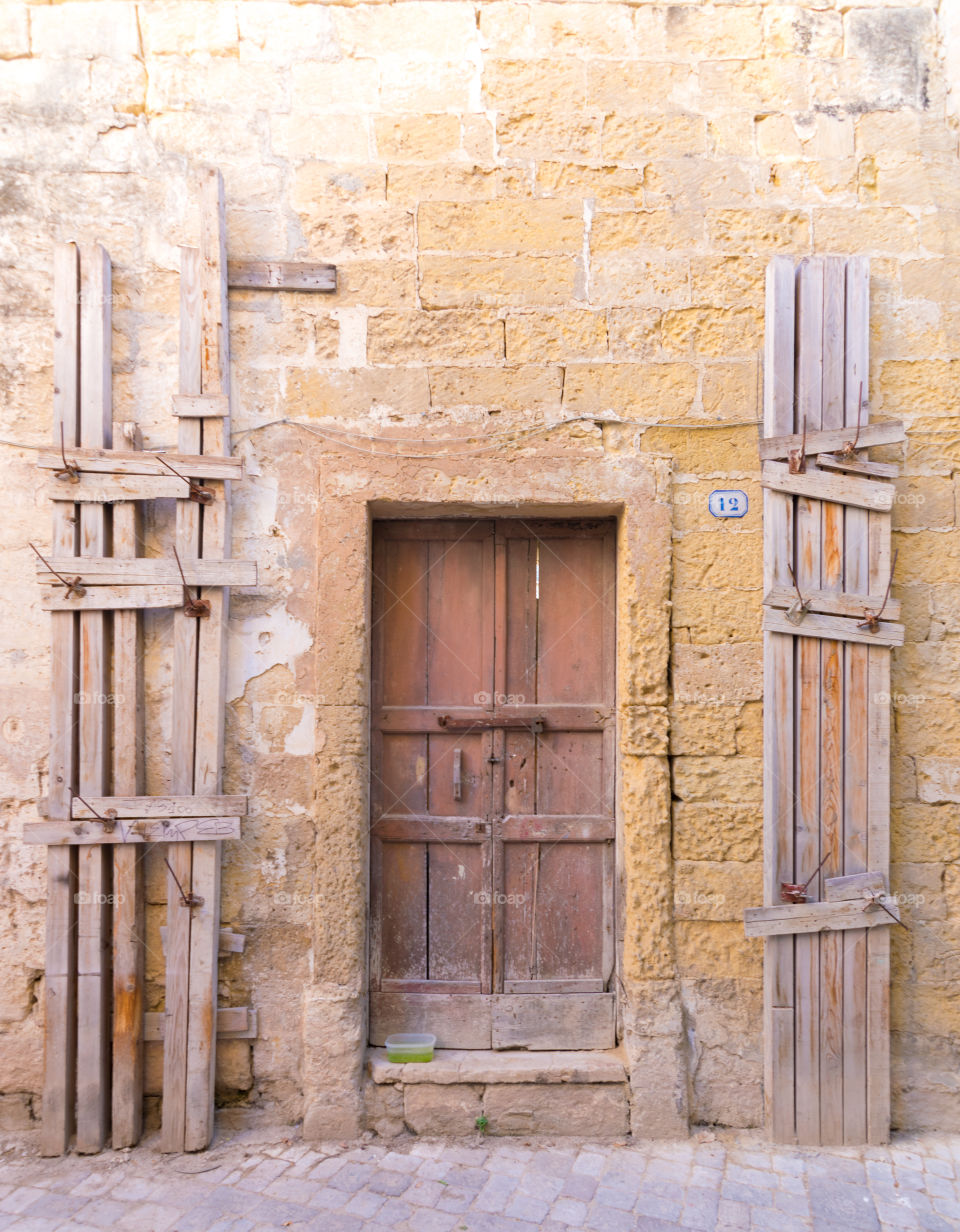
[369,519,616,1050]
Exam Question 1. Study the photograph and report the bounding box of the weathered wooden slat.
[111,422,144,1149]
[491,994,616,1050]
[792,256,824,1149]
[75,242,112,1155]
[159,927,245,955]
[227,258,337,291]
[184,166,230,1155]
[762,255,797,1145]
[744,899,900,938]
[43,475,189,503]
[40,242,81,1158]
[37,448,243,480]
[43,586,187,612]
[36,558,257,587]
[161,245,202,1155]
[25,818,242,845]
[758,420,904,461]
[763,584,900,622]
[762,608,904,647]
[816,453,899,479]
[824,872,885,902]
[73,795,246,820]
[144,1007,257,1042]
[172,394,230,418]
[761,462,893,512]
[818,255,846,1146]
[370,993,492,1049]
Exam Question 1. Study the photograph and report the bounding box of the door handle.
[453,748,462,801]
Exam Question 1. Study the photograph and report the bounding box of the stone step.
[368,1047,627,1086]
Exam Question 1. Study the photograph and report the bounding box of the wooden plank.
[41,241,80,1157]
[816,453,899,479]
[184,166,230,1154]
[37,448,243,480]
[793,256,824,1150]
[162,245,202,1155]
[818,255,846,1146]
[25,818,242,845]
[763,584,900,622]
[172,394,230,418]
[74,795,247,820]
[36,558,257,587]
[75,243,113,1155]
[227,259,337,291]
[144,1008,257,1042]
[761,462,893,512]
[762,255,796,1144]
[762,608,904,647]
[824,872,885,902]
[369,993,492,1049]
[111,422,144,1149]
[491,993,615,1050]
[744,899,899,938]
[758,420,904,461]
[43,475,189,503]
[42,586,187,612]
[159,927,246,956]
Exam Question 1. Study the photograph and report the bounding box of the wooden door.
[370,519,616,1050]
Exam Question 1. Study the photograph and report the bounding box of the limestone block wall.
[0,0,958,1135]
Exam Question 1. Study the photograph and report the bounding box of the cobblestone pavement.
[0,1124,958,1232]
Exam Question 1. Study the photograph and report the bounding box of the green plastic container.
[385,1033,436,1063]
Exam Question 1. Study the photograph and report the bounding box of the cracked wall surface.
[0,0,959,1136]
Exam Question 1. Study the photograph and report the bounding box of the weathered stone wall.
[1,0,959,1136]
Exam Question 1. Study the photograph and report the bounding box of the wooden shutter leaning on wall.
[746,256,906,1146]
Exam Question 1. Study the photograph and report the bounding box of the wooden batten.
[37,448,243,480]
[758,420,904,461]
[744,899,900,938]
[227,258,336,291]
[762,608,904,648]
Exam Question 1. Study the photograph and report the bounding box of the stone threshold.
[368,1047,627,1086]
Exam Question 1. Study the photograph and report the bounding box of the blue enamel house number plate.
[708,489,748,518]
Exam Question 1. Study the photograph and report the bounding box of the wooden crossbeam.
[25,818,242,845]
[172,394,230,418]
[761,461,893,511]
[145,1007,257,1042]
[763,584,900,622]
[816,454,899,479]
[762,608,904,647]
[758,420,904,461]
[824,872,885,902]
[36,558,257,587]
[37,449,243,480]
[44,476,190,503]
[42,586,186,612]
[160,927,246,955]
[227,258,336,291]
[744,898,900,938]
[73,795,246,819]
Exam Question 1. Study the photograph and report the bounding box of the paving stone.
[808,1176,880,1231]
[551,1195,589,1225]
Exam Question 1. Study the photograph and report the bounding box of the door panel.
[371,518,615,1048]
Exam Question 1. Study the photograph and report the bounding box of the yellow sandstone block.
[708,210,810,253]
[498,113,602,161]
[673,803,762,862]
[482,58,587,113]
[640,426,760,474]
[590,255,691,308]
[386,164,498,204]
[673,860,762,922]
[373,114,461,162]
[419,200,583,255]
[660,307,762,358]
[536,162,643,208]
[287,366,429,419]
[690,257,766,306]
[608,309,662,360]
[428,365,563,412]
[586,61,693,113]
[591,211,704,254]
[271,116,372,165]
[505,311,607,363]
[670,587,763,642]
[672,529,763,590]
[602,114,707,161]
[368,311,504,365]
[331,261,418,308]
[814,207,919,255]
[675,922,763,980]
[702,360,761,421]
[419,256,577,308]
[562,362,697,420]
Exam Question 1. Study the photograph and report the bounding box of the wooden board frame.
[755,256,894,1146]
